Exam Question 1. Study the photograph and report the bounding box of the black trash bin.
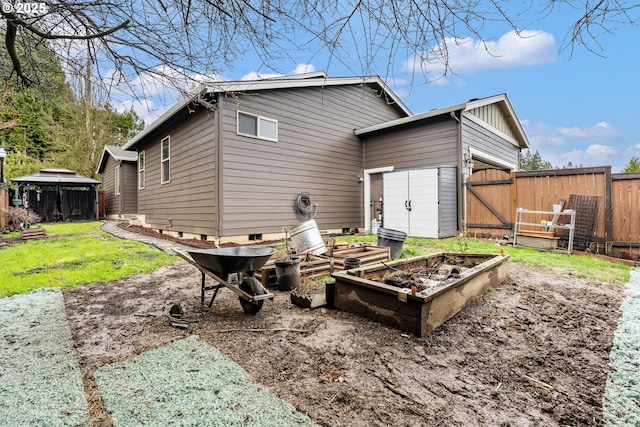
[377,228,408,259]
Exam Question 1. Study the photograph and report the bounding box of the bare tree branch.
[0,0,636,99]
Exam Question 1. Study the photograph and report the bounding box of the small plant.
[453,220,470,253]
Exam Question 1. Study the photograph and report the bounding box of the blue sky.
[117,5,640,173]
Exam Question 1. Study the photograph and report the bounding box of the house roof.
[12,168,100,185]
[355,94,530,149]
[96,145,138,174]
[122,72,412,150]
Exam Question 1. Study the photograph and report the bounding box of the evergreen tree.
[622,157,640,172]
[519,150,554,171]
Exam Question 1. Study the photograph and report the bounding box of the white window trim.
[237,111,278,142]
[138,150,145,190]
[161,136,170,184]
[114,166,121,195]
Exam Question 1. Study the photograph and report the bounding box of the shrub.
[0,207,41,231]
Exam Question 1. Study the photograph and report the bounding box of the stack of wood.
[257,243,391,288]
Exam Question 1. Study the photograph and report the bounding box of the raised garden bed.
[331,252,510,337]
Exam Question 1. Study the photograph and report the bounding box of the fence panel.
[465,169,514,238]
[514,168,610,240]
[466,167,612,241]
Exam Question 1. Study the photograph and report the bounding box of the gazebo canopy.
[11,168,100,186]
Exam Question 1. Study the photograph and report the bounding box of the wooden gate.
[465,170,514,239]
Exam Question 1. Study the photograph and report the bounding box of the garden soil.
[61,227,627,426]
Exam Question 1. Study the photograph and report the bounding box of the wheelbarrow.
[173,247,275,315]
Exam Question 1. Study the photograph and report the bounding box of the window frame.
[237,111,278,142]
[114,166,121,195]
[138,150,145,190]
[161,136,170,184]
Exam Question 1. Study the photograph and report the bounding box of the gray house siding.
[136,108,218,236]
[102,156,118,215]
[462,115,520,169]
[218,85,404,235]
[122,163,137,214]
[363,118,459,170]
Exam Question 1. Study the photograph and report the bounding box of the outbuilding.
[11,168,100,221]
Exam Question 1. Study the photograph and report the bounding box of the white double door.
[383,169,439,238]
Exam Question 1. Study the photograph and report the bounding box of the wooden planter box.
[331,252,510,337]
[516,233,559,250]
[19,228,47,240]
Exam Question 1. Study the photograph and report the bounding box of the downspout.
[451,111,464,234]
[215,95,223,240]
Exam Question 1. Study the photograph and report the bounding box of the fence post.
[0,185,7,231]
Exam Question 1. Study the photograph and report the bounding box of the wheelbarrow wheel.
[239,276,265,315]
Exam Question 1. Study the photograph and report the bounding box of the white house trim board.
[364,166,394,231]
[462,112,523,149]
[469,147,517,171]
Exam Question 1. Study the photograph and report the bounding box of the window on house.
[138,151,145,189]
[161,136,170,183]
[115,166,121,195]
[237,111,278,141]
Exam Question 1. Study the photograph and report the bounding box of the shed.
[11,168,100,221]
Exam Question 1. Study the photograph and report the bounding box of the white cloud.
[521,119,632,170]
[404,30,557,83]
[558,122,617,140]
[586,144,617,156]
[524,120,619,149]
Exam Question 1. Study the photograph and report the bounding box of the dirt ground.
[61,232,626,426]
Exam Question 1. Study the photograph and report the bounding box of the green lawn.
[0,221,177,298]
[337,234,632,284]
[0,222,631,299]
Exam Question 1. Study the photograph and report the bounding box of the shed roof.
[96,145,138,174]
[12,168,100,185]
[122,72,412,150]
[356,94,530,149]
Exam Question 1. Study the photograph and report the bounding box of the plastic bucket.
[289,219,327,255]
[377,228,407,259]
[343,257,361,270]
[275,257,301,291]
[371,221,380,235]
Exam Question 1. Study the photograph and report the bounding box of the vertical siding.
[218,84,403,235]
[468,104,518,140]
[363,118,459,170]
[137,108,217,236]
[438,166,458,238]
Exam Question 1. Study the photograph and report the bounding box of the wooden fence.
[0,185,8,231]
[465,166,640,260]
